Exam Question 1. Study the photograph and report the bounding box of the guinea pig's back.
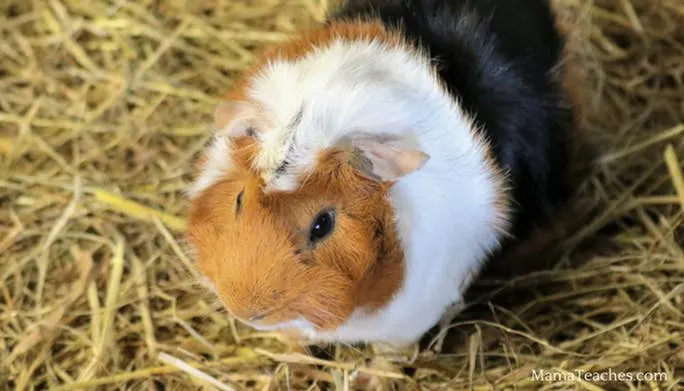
[331,0,576,241]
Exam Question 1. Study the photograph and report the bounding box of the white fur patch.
[192,34,510,344]
[187,135,232,199]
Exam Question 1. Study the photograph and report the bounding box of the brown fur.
[550,0,592,128]
[186,135,405,331]
[553,0,596,192]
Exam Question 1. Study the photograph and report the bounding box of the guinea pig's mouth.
[244,316,317,334]
[229,301,315,332]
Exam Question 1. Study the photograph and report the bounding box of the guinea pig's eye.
[309,209,335,244]
[235,189,244,214]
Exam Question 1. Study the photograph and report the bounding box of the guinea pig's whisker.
[298,166,317,190]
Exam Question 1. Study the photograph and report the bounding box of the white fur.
[186,134,232,199]
[193,36,509,344]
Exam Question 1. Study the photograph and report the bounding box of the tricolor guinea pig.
[185,0,585,346]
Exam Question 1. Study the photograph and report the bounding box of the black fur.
[329,0,574,243]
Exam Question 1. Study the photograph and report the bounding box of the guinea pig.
[184,0,586,347]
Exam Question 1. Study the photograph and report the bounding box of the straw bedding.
[1,0,682,390]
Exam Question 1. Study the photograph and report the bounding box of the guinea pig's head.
[185,101,429,335]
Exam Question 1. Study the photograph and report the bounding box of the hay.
[0,0,682,389]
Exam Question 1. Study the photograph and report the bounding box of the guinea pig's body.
[186,0,583,346]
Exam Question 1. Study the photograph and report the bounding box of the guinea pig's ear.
[214,101,256,138]
[343,133,430,183]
